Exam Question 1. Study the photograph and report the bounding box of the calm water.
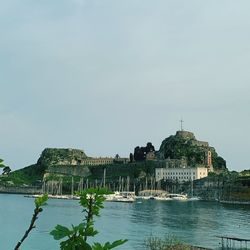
[0,194,249,250]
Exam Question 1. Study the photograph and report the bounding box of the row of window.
[157,172,196,176]
[82,160,113,165]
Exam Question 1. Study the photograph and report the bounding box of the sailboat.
[104,176,135,203]
[188,177,200,201]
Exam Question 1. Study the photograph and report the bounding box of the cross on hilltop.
[180,119,184,131]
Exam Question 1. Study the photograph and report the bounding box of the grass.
[145,235,209,250]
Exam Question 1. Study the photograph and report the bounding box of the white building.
[155,167,208,182]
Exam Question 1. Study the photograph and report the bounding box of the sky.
[0,0,250,171]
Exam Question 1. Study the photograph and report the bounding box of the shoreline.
[1,191,250,205]
[219,200,250,205]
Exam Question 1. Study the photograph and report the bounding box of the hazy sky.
[1,0,250,171]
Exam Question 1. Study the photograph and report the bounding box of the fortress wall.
[46,165,91,177]
[176,131,195,139]
[191,140,209,147]
[0,186,42,194]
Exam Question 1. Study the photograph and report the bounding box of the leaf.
[107,239,128,249]
[50,224,72,240]
[83,225,98,237]
[72,223,85,234]
[92,242,103,250]
[92,239,127,250]
[60,236,92,250]
[35,194,48,207]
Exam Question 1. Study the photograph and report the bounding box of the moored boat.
[104,191,135,203]
[168,193,188,200]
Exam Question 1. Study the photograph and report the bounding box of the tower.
[205,150,213,172]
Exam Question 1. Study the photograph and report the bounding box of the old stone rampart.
[0,186,42,194]
[45,165,91,177]
[191,140,209,147]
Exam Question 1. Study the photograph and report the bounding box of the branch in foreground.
[14,194,48,250]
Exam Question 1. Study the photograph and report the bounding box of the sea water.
[0,194,249,250]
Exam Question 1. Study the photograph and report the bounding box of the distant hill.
[157,130,227,171]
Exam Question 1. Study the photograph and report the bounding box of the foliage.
[0,158,5,168]
[240,169,250,176]
[212,156,227,171]
[145,235,191,250]
[2,166,11,175]
[14,194,48,250]
[50,188,127,250]
[0,159,11,176]
[4,164,43,186]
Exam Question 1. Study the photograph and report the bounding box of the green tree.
[51,188,127,250]
[2,166,11,175]
[0,158,5,168]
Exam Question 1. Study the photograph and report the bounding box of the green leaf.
[35,194,48,207]
[92,242,103,250]
[0,159,5,168]
[92,239,127,250]
[108,239,128,249]
[60,236,92,250]
[72,223,85,234]
[83,225,98,237]
[50,224,72,240]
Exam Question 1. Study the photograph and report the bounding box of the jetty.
[216,235,250,249]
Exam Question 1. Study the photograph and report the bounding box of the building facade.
[80,157,114,166]
[155,166,208,182]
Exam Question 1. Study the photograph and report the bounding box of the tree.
[2,166,11,175]
[0,158,6,175]
[129,153,134,163]
[0,159,11,175]
[0,158,5,168]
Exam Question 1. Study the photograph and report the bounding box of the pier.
[216,236,250,249]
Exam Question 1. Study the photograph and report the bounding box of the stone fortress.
[40,127,225,184]
[159,131,213,169]
[155,130,214,182]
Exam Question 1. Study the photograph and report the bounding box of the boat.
[24,194,73,200]
[188,196,201,201]
[187,177,200,201]
[137,189,167,200]
[154,196,172,201]
[168,193,188,200]
[104,191,135,203]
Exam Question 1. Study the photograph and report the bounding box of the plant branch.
[14,195,47,250]
[14,207,42,250]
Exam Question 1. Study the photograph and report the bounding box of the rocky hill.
[1,148,91,186]
[157,130,227,171]
[37,148,88,167]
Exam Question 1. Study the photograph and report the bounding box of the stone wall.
[193,177,250,201]
[45,165,91,177]
[191,140,209,147]
[0,186,42,194]
[176,130,196,140]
